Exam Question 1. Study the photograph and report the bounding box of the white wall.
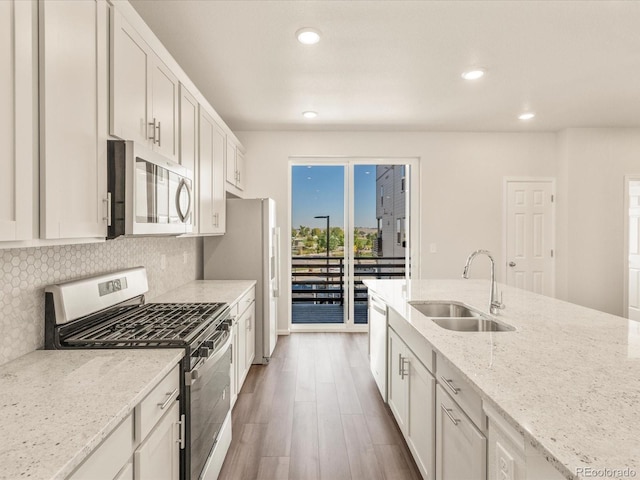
[236,131,557,331]
[557,128,640,316]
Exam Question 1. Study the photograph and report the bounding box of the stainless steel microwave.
[107,140,193,238]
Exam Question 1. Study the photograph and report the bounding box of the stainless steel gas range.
[44,267,231,480]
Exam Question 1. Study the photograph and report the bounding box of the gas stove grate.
[62,302,228,347]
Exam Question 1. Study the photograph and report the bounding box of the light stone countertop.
[150,280,256,305]
[0,349,184,480]
[364,279,640,480]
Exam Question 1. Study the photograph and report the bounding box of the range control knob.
[196,347,210,358]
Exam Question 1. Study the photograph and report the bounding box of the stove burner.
[62,302,228,347]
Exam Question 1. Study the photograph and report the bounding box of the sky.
[291,165,377,229]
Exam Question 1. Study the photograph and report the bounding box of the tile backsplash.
[0,236,202,366]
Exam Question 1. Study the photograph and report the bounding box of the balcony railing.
[291,256,405,324]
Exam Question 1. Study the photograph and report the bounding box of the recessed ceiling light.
[296,28,321,45]
[461,69,485,80]
[518,112,536,120]
[303,111,318,119]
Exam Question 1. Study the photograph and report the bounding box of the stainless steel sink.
[409,301,480,318]
[431,317,515,332]
[409,301,515,332]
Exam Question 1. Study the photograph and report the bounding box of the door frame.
[502,177,556,296]
[623,175,640,318]
[288,156,421,332]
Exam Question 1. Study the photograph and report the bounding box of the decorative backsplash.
[0,236,202,366]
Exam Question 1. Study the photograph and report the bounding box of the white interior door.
[628,181,640,320]
[505,179,555,296]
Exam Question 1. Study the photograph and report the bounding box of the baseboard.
[277,329,291,336]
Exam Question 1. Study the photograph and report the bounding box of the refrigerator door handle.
[273,227,281,298]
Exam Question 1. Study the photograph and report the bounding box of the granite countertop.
[364,279,640,480]
[150,280,256,304]
[0,349,184,480]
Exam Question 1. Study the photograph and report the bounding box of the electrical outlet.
[160,254,167,271]
[496,441,515,480]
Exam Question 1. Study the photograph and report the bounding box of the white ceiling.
[130,0,640,132]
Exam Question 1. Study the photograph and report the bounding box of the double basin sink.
[409,301,515,332]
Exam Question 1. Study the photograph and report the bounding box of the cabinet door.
[40,0,108,239]
[387,328,407,431]
[407,353,436,480]
[134,400,180,480]
[236,149,245,191]
[245,302,255,368]
[198,108,226,235]
[0,0,36,241]
[111,9,151,145]
[236,307,248,389]
[436,385,486,480]
[225,138,237,185]
[229,320,238,407]
[150,57,179,162]
[179,85,198,231]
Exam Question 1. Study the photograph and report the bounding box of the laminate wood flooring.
[219,333,422,480]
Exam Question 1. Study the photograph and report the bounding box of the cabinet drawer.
[436,356,483,429]
[68,413,133,480]
[237,287,255,317]
[136,364,180,441]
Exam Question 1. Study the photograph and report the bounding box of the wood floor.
[219,333,422,480]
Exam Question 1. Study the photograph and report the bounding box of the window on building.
[396,218,401,244]
[400,166,406,193]
[380,185,384,206]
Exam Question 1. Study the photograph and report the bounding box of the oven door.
[189,332,231,480]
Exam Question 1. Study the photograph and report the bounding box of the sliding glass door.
[291,160,412,329]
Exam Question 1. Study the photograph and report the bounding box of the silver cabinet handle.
[441,405,460,426]
[440,376,460,395]
[508,261,516,267]
[177,414,186,449]
[175,179,193,223]
[156,121,161,146]
[158,388,179,410]
[398,354,408,380]
[148,118,157,142]
[398,353,402,377]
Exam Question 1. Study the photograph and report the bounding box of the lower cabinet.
[230,286,256,407]
[135,400,180,480]
[388,327,436,480]
[67,365,181,480]
[436,384,487,480]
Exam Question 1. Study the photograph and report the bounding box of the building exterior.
[376,165,407,258]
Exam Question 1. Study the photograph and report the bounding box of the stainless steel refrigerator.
[203,198,280,364]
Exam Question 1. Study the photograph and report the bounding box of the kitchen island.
[364,279,640,480]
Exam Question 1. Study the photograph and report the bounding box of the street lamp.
[314,215,330,282]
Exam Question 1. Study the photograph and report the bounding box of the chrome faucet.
[462,249,505,315]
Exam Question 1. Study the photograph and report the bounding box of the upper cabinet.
[0,0,37,242]
[225,138,245,193]
[111,8,179,162]
[39,0,109,239]
[199,107,227,235]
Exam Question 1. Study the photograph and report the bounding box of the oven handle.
[175,178,192,224]
[187,332,231,386]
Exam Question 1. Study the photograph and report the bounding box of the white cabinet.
[229,286,256,407]
[244,302,256,369]
[368,293,388,400]
[387,327,436,480]
[225,138,245,192]
[179,85,199,231]
[388,327,408,432]
[134,400,180,480]
[39,0,109,239]
[66,365,181,480]
[198,108,226,235]
[0,0,37,242]
[436,384,487,480]
[229,317,238,407]
[111,9,179,162]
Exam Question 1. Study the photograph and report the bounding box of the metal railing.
[291,256,406,307]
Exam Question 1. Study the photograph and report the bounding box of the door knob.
[508,261,516,267]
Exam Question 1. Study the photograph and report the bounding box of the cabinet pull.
[400,356,408,380]
[148,118,157,142]
[440,376,460,395]
[156,121,161,146]
[177,414,186,449]
[158,388,179,410]
[441,405,460,426]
